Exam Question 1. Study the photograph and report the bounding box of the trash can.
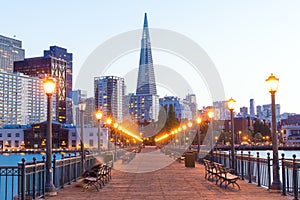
[185,152,195,167]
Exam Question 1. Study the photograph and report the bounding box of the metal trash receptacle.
[185,152,195,167]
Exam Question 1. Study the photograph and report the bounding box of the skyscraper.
[250,99,255,116]
[94,76,125,123]
[14,56,68,123]
[0,35,25,72]
[0,71,46,125]
[44,46,73,98]
[130,13,159,124]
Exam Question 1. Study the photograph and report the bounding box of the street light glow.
[95,110,103,120]
[266,73,279,93]
[227,97,236,111]
[43,77,56,95]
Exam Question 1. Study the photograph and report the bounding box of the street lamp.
[207,110,214,161]
[43,77,57,196]
[106,117,112,151]
[266,73,281,190]
[196,117,202,154]
[227,97,236,171]
[78,101,86,173]
[95,110,103,155]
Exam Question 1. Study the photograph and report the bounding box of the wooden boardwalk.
[46,147,292,200]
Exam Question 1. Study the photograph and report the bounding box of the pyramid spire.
[136,13,157,95]
[142,13,150,40]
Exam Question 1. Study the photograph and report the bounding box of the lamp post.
[43,77,57,196]
[227,97,236,171]
[79,101,86,173]
[196,117,202,154]
[106,117,112,151]
[95,110,103,155]
[266,73,281,190]
[207,110,214,161]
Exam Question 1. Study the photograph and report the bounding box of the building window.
[71,140,76,147]
[7,133,11,137]
[0,133,2,137]
[15,140,19,147]
[15,133,20,137]
[72,132,76,137]
[89,140,93,147]
[89,132,93,136]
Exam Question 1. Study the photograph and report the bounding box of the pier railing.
[0,154,96,200]
[212,151,300,199]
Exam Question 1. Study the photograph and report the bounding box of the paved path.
[47,147,291,200]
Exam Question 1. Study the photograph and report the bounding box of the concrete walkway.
[47,147,292,200]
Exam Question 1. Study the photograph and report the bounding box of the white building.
[281,125,300,146]
[94,76,125,122]
[0,126,26,149]
[0,71,47,125]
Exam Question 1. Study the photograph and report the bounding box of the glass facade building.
[0,35,25,72]
[94,76,125,123]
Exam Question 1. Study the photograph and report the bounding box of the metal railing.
[211,151,300,199]
[0,154,96,200]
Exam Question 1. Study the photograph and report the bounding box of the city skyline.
[2,1,300,113]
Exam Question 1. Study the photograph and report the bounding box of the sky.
[1,0,300,114]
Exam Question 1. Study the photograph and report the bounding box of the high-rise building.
[0,35,25,72]
[130,13,159,124]
[213,101,230,120]
[184,94,197,119]
[0,71,46,125]
[250,99,255,116]
[159,96,192,121]
[14,56,68,123]
[44,46,73,98]
[94,76,125,123]
[239,107,248,118]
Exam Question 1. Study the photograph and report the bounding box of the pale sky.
[1,0,300,113]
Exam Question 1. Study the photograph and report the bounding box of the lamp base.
[45,183,57,196]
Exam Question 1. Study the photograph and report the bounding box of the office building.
[0,35,25,72]
[159,96,192,121]
[130,13,159,124]
[14,55,68,123]
[250,99,255,116]
[94,76,125,123]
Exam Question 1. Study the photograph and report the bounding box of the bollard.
[241,150,244,180]
[32,157,37,200]
[267,152,271,190]
[293,154,298,200]
[257,152,261,186]
[281,153,286,196]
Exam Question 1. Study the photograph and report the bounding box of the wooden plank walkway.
[46,147,292,200]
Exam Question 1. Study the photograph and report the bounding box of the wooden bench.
[82,162,112,191]
[203,159,240,190]
[215,163,240,190]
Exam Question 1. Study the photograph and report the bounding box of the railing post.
[248,151,252,183]
[42,156,45,197]
[32,157,37,200]
[281,153,286,196]
[267,152,271,190]
[21,158,26,200]
[293,154,298,200]
[61,154,65,188]
[257,152,261,186]
[69,154,72,184]
[53,155,56,188]
[241,150,244,180]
